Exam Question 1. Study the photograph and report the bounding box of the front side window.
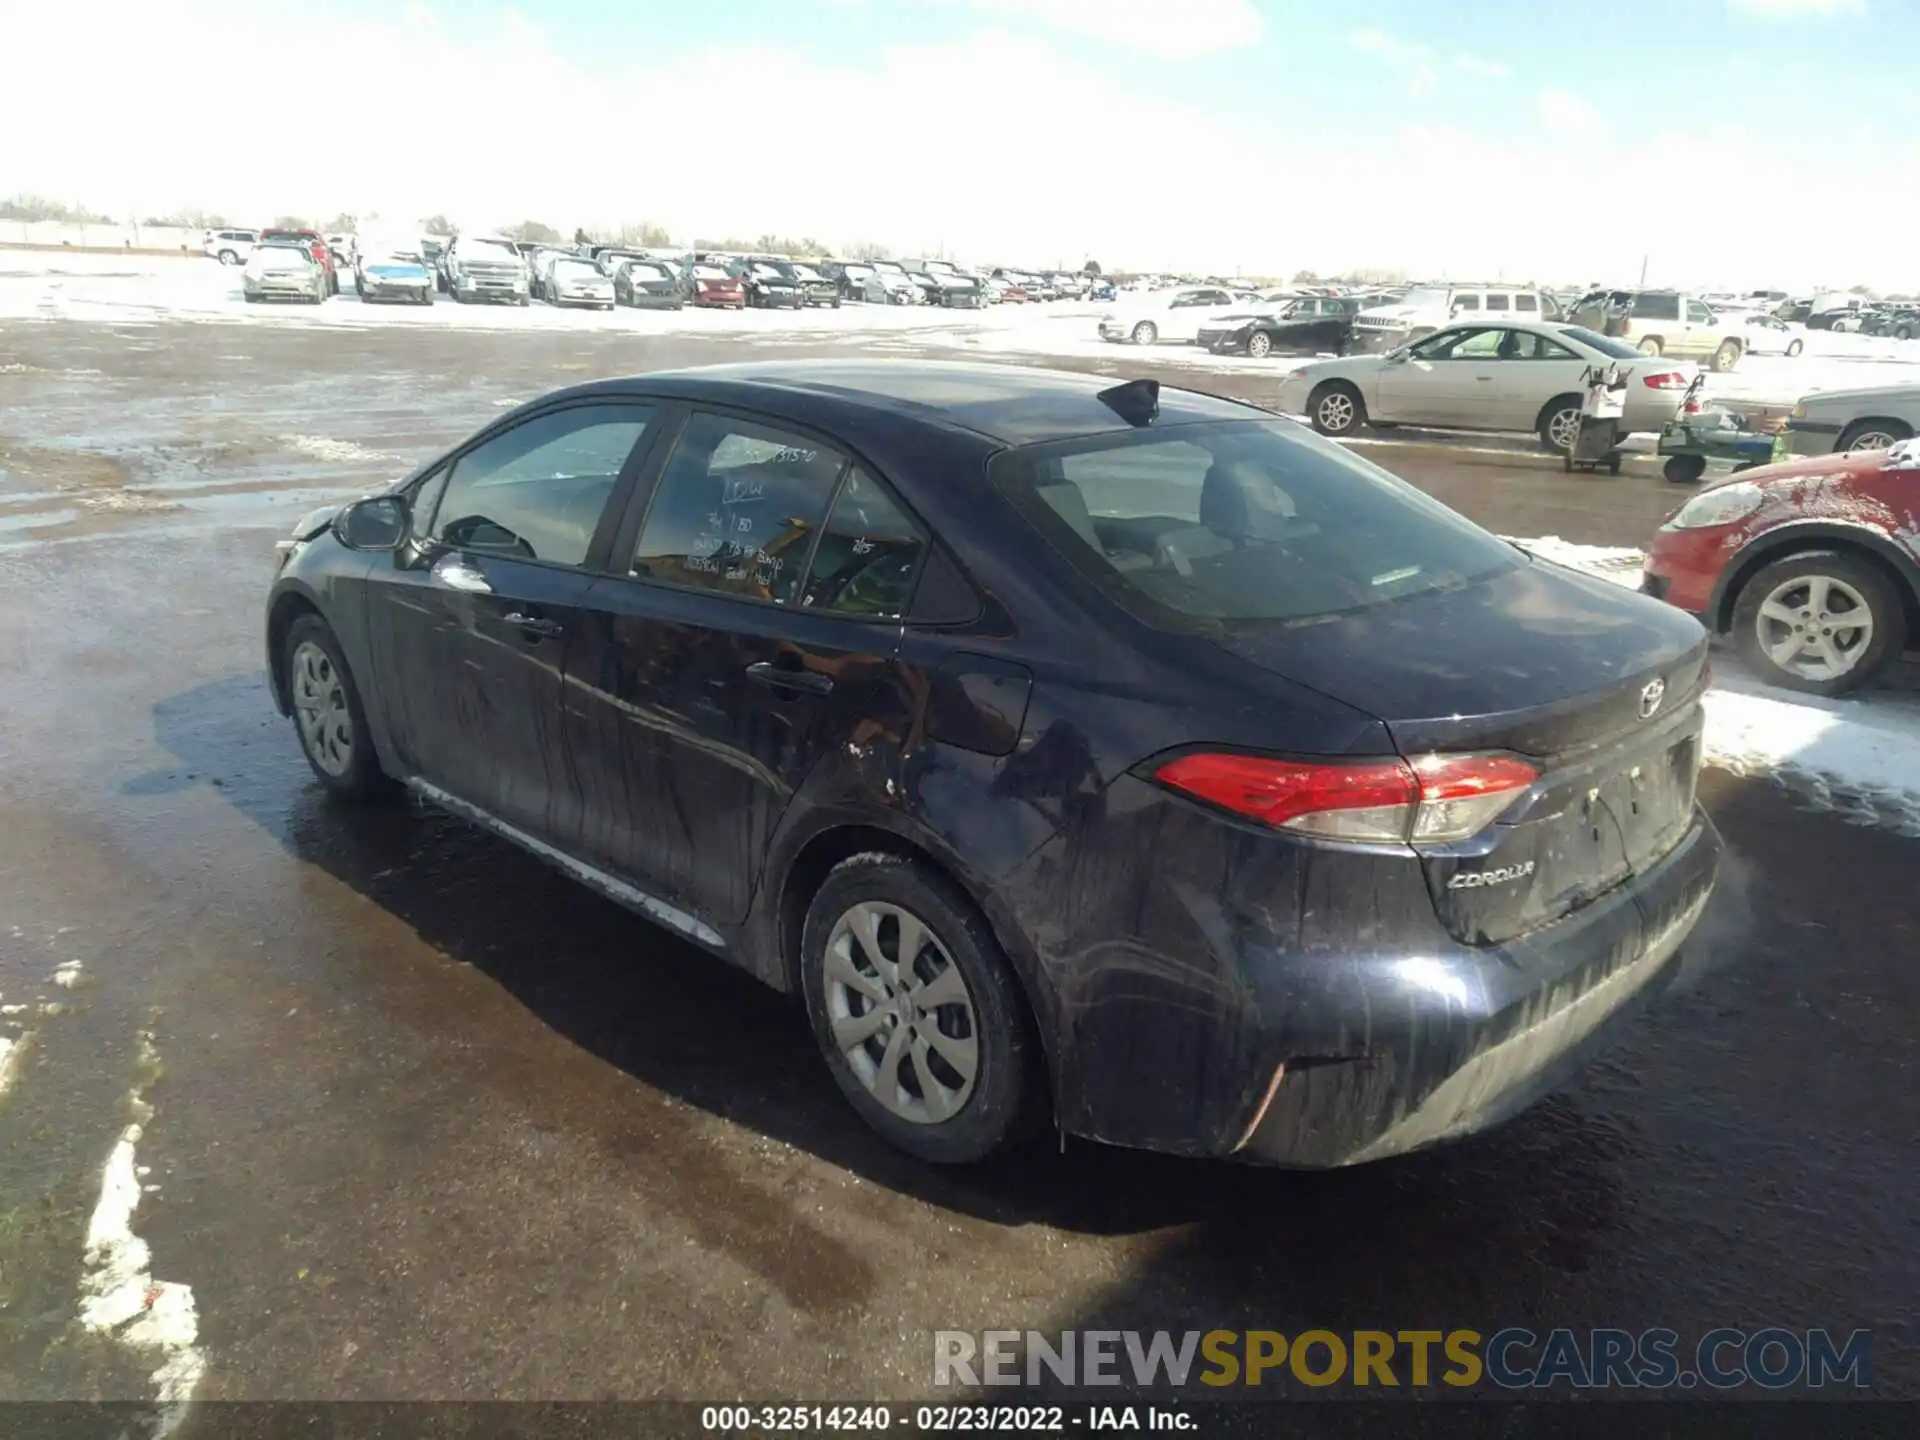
[1452,294,1481,312]
[1687,301,1714,323]
[1410,327,1494,360]
[1445,329,1507,359]
[993,422,1518,624]
[1514,294,1539,313]
[1506,331,1576,360]
[630,413,849,604]
[433,405,652,567]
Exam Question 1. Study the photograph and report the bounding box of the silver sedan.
[1275,319,1695,449]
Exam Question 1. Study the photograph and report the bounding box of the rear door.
[563,408,928,925]
[365,401,658,844]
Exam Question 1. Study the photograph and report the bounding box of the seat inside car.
[1036,483,1154,572]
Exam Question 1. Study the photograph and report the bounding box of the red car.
[1641,443,1920,694]
[690,263,745,309]
[259,228,338,295]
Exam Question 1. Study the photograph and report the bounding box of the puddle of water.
[0,507,80,536]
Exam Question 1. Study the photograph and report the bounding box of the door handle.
[503,612,565,638]
[745,660,834,695]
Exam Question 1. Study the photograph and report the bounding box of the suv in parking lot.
[1600,291,1750,372]
[204,229,258,265]
[1349,285,1555,351]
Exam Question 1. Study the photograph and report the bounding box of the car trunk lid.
[1206,558,1710,943]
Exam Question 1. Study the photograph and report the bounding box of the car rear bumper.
[1232,811,1720,1166]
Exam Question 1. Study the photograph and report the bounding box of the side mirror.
[1385,347,1410,364]
[335,495,410,551]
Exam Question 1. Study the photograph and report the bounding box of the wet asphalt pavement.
[1,319,1917,1412]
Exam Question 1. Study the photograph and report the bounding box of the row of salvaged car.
[217,226,1111,310]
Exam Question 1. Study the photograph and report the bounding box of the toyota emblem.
[1638,678,1666,720]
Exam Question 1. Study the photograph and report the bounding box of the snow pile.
[1504,536,1644,581]
[280,434,391,464]
[78,1029,205,1432]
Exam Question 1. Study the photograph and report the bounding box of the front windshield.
[1556,325,1643,359]
[554,260,600,282]
[751,264,783,279]
[694,265,730,280]
[991,420,1519,624]
[1390,286,1449,309]
[624,262,670,281]
[790,264,824,282]
[466,240,519,261]
[373,253,424,268]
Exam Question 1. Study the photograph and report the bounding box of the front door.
[563,409,930,926]
[1373,326,1492,425]
[365,400,657,842]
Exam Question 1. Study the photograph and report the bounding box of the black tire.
[1786,339,1804,357]
[1732,550,1906,696]
[1306,380,1365,436]
[243,293,260,304]
[1637,336,1664,356]
[1246,331,1272,359]
[282,614,394,800]
[218,250,238,265]
[1837,419,1912,454]
[1537,397,1582,453]
[1711,339,1742,373]
[1664,455,1707,484]
[1897,325,1915,342]
[800,853,1043,1164]
[1608,456,1623,476]
[517,296,530,307]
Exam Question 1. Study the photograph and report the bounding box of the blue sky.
[5,0,1910,285]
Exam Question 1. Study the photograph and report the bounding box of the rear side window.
[992,422,1519,624]
[801,468,927,618]
[630,412,849,604]
[1632,293,1681,320]
[1514,294,1539,313]
[1484,294,1511,311]
[434,404,651,567]
[1453,295,1480,311]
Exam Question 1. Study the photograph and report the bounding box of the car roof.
[549,360,1266,447]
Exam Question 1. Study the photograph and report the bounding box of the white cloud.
[1535,88,1610,137]
[1727,0,1864,14]
[1349,27,1438,93]
[969,0,1263,57]
[3,0,1915,289]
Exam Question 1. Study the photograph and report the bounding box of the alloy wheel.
[1547,407,1581,451]
[1754,574,1875,683]
[1315,391,1356,432]
[1247,332,1272,358]
[822,900,979,1125]
[1847,429,1899,453]
[290,640,354,777]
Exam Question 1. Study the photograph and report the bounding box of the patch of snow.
[280,434,389,464]
[52,959,82,987]
[0,1034,27,1096]
[78,1030,204,1431]
[1504,535,1644,578]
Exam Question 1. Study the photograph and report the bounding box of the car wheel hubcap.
[823,900,978,1125]
[1249,335,1269,357]
[1849,431,1897,452]
[1548,409,1580,449]
[290,640,353,777]
[1756,575,1873,681]
[1318,393,1354,430]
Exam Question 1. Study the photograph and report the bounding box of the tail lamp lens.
[1154,752,1537,845]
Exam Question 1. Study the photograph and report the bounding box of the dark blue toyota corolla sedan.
[266,361,1720,1166]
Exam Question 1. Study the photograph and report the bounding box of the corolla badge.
[1639,678,1667,720]
[1447,861,1535,890]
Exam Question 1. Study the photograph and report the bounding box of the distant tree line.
[1,194,116,224]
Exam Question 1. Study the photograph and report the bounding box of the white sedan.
[1275,320,1696,449]
[1097,286,1251,346]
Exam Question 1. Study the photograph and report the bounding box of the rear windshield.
[991,420,1519,625]
[1556,325,1641,359]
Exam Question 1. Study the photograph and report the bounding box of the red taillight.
[1643,372,1688,390]
[1154,752,1537,845]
